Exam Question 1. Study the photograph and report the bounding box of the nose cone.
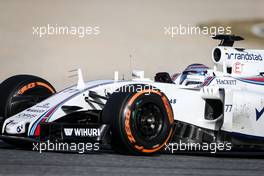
[5,120,26,135]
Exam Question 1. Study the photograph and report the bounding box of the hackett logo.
[64,128,101,137]
[215,79,236,85]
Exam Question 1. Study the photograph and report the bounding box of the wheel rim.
[133,102,163,141]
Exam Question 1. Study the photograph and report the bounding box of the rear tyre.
[102,85,174,155]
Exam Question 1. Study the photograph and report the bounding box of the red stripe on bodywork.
[244,77,264,82]
[33,106,59,136]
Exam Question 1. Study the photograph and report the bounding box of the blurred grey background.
[0,0,264,90]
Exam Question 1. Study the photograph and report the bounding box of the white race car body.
[1,35,264,151]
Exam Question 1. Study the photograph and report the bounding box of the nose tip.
[5,121,25,135]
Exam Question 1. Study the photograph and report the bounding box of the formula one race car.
[0,35,264,155]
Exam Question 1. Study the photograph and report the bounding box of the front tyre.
[0,75,56,119]
[0,75,55,145]
[102,85,174,155]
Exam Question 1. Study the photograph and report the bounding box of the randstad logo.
[225,52,263,61]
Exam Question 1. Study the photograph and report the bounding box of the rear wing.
[211,35,264,76]
[212,35,244,47]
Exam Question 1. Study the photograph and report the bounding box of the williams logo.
[256,107,264,121]
[64,128,101,137]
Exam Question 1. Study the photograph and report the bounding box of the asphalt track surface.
[1,141,264,176]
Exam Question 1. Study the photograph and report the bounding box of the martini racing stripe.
[236,77,264,86]
[29,81,114,136]
[201,76,214,87]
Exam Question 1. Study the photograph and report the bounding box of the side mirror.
[155,72,174,83]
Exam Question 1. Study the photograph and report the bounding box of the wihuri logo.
[64,128,73,136]
[225,52,263,61]
[64,128,101,137]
